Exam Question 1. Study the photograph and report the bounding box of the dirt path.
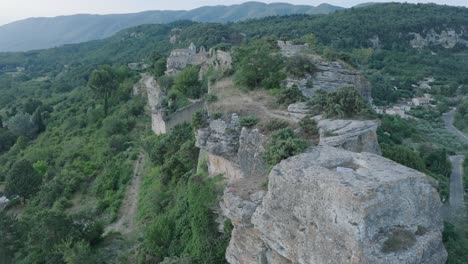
[105,153,146,235]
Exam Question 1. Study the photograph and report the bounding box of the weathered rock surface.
[249,146,447,264]
[196,114,241,161]
[196,114,269,180]
[286,57,372,101]
[410,28,468,49]
[278,41,372,101]
[317,118,381,155]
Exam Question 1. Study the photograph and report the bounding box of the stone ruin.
[165,42,232,76]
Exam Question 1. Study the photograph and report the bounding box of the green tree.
[32,107,46,133]
[173,66,203,99]
[88,65,118,116]
[8,113,38,139]
[5,159,42,199]
[0,212,23,264]
[0,128,17,153]
[233,39,285,89]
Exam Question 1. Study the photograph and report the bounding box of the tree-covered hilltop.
[234,3,468,50]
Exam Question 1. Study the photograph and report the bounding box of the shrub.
[261,119,289,133]
[205,93,218,103]
[299,116,319,138]
[285,56,317,77]
[192,111,208,130]
[239,115,259,128]
[309,87,373,118]
[212,112,223,120]
[276,86,306,105]
[264,128,308,167]
[233,39,286,89]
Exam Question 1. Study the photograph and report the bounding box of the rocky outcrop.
[410,28,468,49]
[196,114,269,181]
[317,118,381,155]
[286,57,372,101]
[277,41,371,100]
[224,146,447,264]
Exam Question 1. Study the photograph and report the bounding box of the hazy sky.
[1,0,467,26]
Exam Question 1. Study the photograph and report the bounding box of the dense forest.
[0,3,467,264]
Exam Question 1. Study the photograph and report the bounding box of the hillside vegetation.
[0,3,467,264]
[0,2,342,52]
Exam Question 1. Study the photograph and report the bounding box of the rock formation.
[286,57,372,101]
[223,146,447,264]
[196,114,269,181]
[277,40,372,101]
[409,28,468,49]
[317,118,381,155]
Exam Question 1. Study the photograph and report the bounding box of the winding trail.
[105,153,146,235]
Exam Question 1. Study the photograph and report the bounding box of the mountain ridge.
[0,1,343,52]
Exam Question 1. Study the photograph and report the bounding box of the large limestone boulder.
[251,146,447,264]
[318,118,381,155]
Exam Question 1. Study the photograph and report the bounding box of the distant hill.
[0,2,343,52]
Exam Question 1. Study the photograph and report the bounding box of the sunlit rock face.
[250,146,446,264]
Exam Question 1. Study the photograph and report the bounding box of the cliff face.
[196,114,445,264]
[287,58,372,101]
[410,28,468,49]
[224,146,447,264]
[278,41,372,101]
[196,114,269,181]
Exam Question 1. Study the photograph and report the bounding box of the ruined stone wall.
[151,111,167,135]
[166,100,205,131]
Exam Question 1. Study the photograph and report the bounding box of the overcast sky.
[1,0,467,26]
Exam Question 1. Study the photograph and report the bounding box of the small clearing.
[105,153,146,235]
[209,78,297,124]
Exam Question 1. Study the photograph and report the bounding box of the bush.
[261,119,289,133]
[299,116,319,138]
[239,115,259,128]
[192,111,208,130]
[233,39,286,89]
[264,128,308,167]
[205,94,218,103]
[285,56,317,77]
[309,87,373,118]
[276,86,306,105]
